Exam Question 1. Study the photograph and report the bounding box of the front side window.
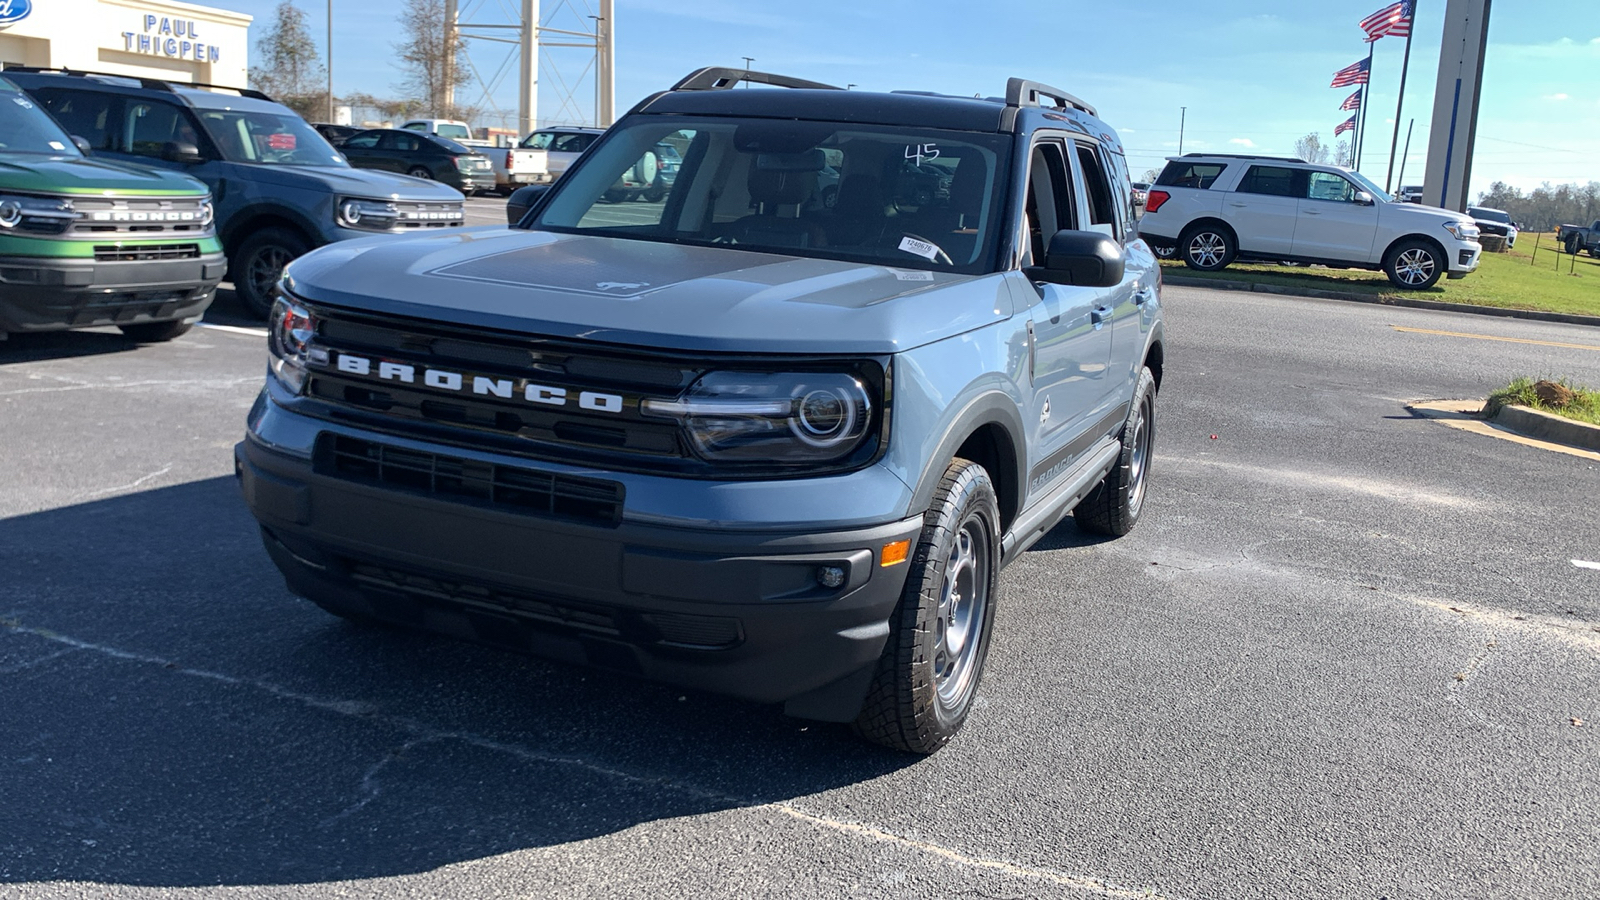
[0,87,85,156]
[125,101,201,159]
[1074,140,1117,234]
[532,117,1012,274]
[342,131,382,150]
[1306,171,1361,203]
[1236,165,1303,198]
[193,108,347,167]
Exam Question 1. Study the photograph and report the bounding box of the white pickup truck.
[488,126,605,194]
[399,119,494,149]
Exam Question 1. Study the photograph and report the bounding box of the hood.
[242,164,465,202]
[1383,200,1474,228]
[283,229,1012,355]
[0,154,209,196]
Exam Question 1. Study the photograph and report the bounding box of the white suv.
[1138,154,1482,289]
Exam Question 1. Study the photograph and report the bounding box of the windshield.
[0,88,81,157]
[1468,207,1510,223]
[193,109,347,167]
[532,116,1012,274]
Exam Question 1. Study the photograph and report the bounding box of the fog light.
[816,566,846,589]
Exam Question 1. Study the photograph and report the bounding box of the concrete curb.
[1163,275,1600,329]
[1494,404,1600,453]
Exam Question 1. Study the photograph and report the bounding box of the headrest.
[748,151,821,206]
[947,156,987,212]
[754,149,825,172]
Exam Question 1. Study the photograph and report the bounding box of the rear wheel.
[408,166,433,180]
[1179,224,1235,271]
[1566,235,1582,255]
[232,227,310,318]
[854,458,1000,754]
[1385,239,1444,289]
[118,320,193,343]
[1075,367,1156,536]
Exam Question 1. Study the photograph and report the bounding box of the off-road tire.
[854,458,1001,755]
[1179,223,1236,271]
[1075,366,1156,536]
[1566,235,1582,255]
[1384,238,1444,289]
[233,227,310,318]
[118,320,193,343]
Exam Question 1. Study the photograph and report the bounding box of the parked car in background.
[1556,220,1600,257]
[1131,181,1150,210]
[340,128,496,195]
[312,123,363,147]
[0,74,223,343]
[491,126,604,194]
[1138,153,1481,289]
[4,67,467,317]
[1466,206,1517,248]
[398,118,491,148]
[1397,185,1423,203]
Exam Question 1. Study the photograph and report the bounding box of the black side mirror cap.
[162,141,204,164]
[1026,229,1126,288]
[506,183,551,226]
[70,135,92,154]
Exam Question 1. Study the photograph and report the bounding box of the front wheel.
[1179,224,1235,271]
[1385,239,1444,289]
[1075,367,1156,536]
[232,227,310,318]
[408,166,433,180]
[854,459,1001,754]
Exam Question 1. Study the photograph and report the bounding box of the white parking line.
[1573,560,1600,571]
[197,322,268,337]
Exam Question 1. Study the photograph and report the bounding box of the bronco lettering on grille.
[326,352,626,413]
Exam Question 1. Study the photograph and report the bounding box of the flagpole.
[1355,43,1375,172]
[1384,2,1416,193]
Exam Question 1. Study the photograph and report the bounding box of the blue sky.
[208,0,1597,197]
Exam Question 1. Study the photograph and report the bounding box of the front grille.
[94,243,200,262]
[391,200,466,230]
[69,196,211,236]
[345,560,744,650]
[319,434,625,525]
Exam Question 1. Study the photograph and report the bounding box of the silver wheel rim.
[1128,395,1151,515]
[247,244,293,301]
[1395,247,1436,285]
[410,168,431,179]
[1187,232,1226,268]
[934,517,990,706]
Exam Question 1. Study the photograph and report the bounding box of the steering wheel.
[888,232,954,266]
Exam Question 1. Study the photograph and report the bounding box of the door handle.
[1133,287,1154,305]
[1304,210,1322,215]
[1091,305,1113,328]
[1228,202,1247,208]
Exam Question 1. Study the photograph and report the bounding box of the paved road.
[1,285,1597,899]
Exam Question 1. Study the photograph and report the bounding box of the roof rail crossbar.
[1181,152,1307,162]
[1004,78,1097,117]
[671,67,841,92]
[0,64,271,101]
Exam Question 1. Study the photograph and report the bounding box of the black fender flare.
[904,389,1028,524]
[221,203,325,256]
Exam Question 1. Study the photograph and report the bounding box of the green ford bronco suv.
[0,75,223,344]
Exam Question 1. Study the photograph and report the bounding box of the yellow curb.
[1407,399,1600,462]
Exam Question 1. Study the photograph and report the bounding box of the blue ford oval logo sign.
[0,0,33,27]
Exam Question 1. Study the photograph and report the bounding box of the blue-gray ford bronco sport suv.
[238,68,1165,754]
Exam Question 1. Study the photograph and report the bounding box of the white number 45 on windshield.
[905,143,939,165]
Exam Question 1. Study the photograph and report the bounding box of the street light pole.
[326,0,333,122]
[1178,106,1187,156]
[742,56,753,87]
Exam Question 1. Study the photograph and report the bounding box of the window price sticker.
[898,236,940,261]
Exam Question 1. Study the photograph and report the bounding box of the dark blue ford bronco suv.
[238,68,1165,753]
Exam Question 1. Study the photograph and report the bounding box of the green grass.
[1160,233,1600,317]
[1483,376,1600,426]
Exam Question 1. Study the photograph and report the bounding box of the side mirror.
[1026,230,1126,288]
[1354,191,1375,206]
[506,183,551,226]
[162,141,204,164]
[70,134,92,154]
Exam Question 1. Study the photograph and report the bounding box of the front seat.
[724,149,826,249]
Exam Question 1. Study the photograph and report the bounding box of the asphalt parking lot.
[2,275,1597,899]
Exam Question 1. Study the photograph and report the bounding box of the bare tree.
[1335,139,1353,168]
[394,0,474,120]
[1142,168,1161,183]
[249,1,327,117]
[1294,133,1331,165]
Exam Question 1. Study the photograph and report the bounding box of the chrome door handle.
[1091,305,1113,328]
[1133,287,1154,305]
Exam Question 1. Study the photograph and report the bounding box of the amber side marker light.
[880,540,910,567]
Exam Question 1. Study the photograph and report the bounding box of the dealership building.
[0,0,250,89]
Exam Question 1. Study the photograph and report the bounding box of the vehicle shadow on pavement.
[1026,518,1119,552]
[0,328,149,364]
[0,477,916,888]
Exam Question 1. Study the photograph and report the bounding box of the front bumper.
[236,398,923,721]
[1446,239,1482,278]
[0,251,226,333]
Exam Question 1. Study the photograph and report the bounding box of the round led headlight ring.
[0,200,21,229]
[340,200,362,225]
[792,388,858,448]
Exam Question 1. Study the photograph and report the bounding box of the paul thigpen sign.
[121,14,221,63]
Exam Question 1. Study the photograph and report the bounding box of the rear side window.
[1236,165,1304,198]
[1155,161,1226,190]
[32,88,118,152]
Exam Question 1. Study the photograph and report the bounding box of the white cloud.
[1544,92,1571,101]
[1229,138,1256,147]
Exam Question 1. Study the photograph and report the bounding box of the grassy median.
[1159,234,1600,318]
[1484,377,1600,426]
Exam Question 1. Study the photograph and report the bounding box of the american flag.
[1340,90,1363,111]
[1335,116,1357,136]
[1360,0,1414,41]
[1331,58,1371,88]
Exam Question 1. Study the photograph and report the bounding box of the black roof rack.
[0,64,272,101]
[1181,152,1307,163]
[671,67,841,92]
[1004,78,1097,118]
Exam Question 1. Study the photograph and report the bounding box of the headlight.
[337,198,401,232]
[0,194,78,235]
[642,370,878,464]
[198,199,214,227]
[1443,220,1480,241]
[267,295,323,394]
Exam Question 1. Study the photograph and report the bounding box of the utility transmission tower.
[444,0,615,136]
